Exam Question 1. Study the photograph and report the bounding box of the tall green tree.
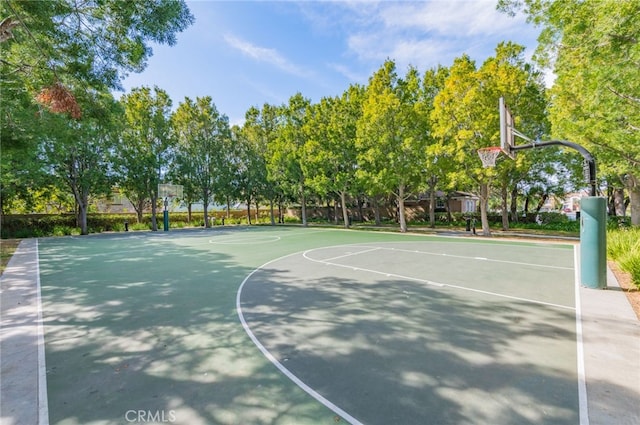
[421,65,450,228]
[432,44,548,235]
[499,0,640,225]
[117,86,174,230]
[477,42,551,230]
[303,84,365,228]
[268,93,311,226]
[39,90,121,234]
[357,60,429,232]
[237,104,281,225]
[172,96,231,228]
[1,0,193,215]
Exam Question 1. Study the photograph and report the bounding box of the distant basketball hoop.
[158,184,183,232]
[477,146,502,168]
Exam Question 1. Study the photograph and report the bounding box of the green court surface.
[37,227,580,424]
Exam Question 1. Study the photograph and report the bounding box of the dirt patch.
[609,260,640,321]
[0,239,21,276]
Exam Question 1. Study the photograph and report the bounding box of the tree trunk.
[534,194,548,214]
[625,174,640,226]
[428,177,436,228]
[134,199,144,224]
[255,200,259,223]
[300,190,307,227]
[269,198,275,225]
[509,186,518,223]
[151,196,158,231]
[246,199,252,225]
[77,189,89,235]
[479,182,491,236]
[340,191,350,228]
[373,196,381,226]
[398,185,407,233]
[501,183,509,231]
[614,188,626,217]
[203,190,210,228]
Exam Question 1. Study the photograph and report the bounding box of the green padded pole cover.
[163,210,169,232]
[580,197,607,289]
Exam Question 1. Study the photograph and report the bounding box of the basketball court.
[1,226,639,424]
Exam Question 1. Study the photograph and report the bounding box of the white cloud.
[327,62,368,83]
[380,1,525,37]
[223,34,313,79]
[302,1,538,72]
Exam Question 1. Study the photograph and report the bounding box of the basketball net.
[477,147,502,168]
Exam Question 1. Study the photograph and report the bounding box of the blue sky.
[119,0,541,125]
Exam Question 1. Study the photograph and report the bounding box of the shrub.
[608,227,640,289]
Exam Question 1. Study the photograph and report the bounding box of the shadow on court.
[239,245,581,425]
[36,231,340,425]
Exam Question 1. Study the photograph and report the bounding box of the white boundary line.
[209,235,282,245]
[35,239,50,425]
[236,254,364,425]
[322,247,381,262]
[379,246,574,270]
[303,245,575,311]
[574,245,589,425]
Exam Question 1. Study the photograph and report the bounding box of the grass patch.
[608,227,640,289]
[1,239,21,276]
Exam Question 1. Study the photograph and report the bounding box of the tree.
[357,60,431,232]
[117,86,174,231]
[499,0,640,225]
[1,0,193,92]
[1,0,193,216]
[237,104,281,225]
[431,44,547,235]
[268,93,311,226]
[303,84,365,228]
[172,96,231,228]
[39,90,120,234]
[421,65,450,228]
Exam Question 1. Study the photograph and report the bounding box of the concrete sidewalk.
[579,267,640,424]
[1,239,47,425]
[1,237,638,425]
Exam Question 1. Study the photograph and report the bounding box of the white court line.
[209,235,281,244]
[35,239,50,425]
[322,247,380,262]
[208,228,332,245]
[303,246,575,311]
[574,245,589,425]
[380,246,573,270]
[236,253,364,425]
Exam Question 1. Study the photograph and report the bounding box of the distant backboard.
[499,97,516,160]
[158,184,183,199]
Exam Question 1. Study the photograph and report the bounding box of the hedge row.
[0,211,284,238]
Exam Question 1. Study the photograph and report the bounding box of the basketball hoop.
[477,147,502,168]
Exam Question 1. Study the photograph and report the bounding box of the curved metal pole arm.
[511,139,597,196]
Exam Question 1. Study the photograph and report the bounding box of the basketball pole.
[509,140,606,289]
[163,197,169,231]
